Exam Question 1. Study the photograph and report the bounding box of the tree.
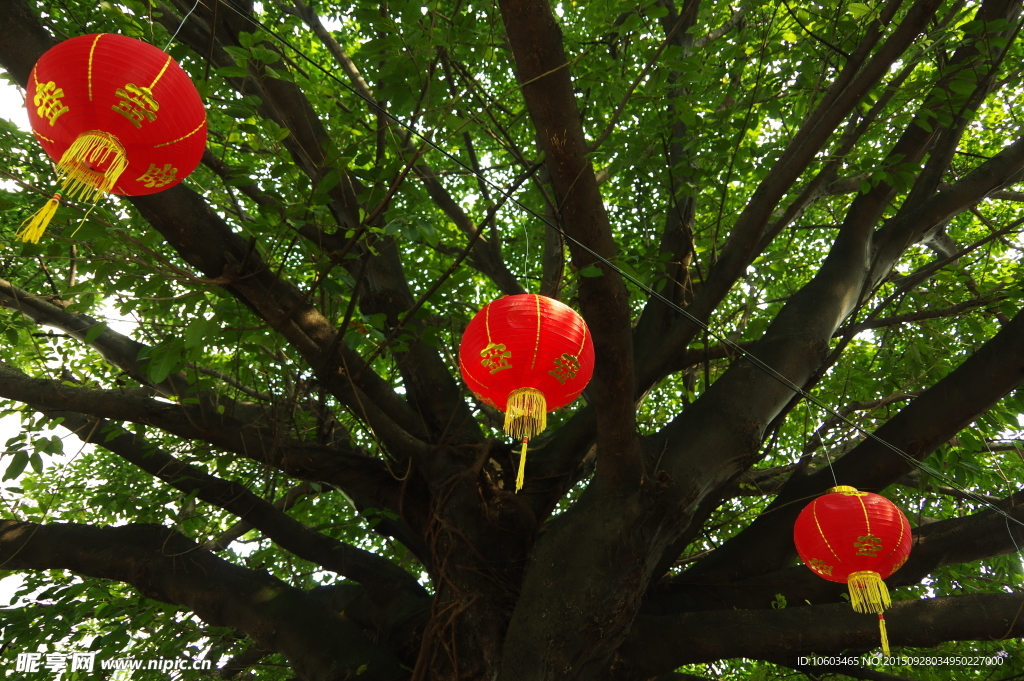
[0,0,1023,678]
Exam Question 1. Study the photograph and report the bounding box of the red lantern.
[459,294,595,490]
[793,485,912,655]
[19,33,207,242]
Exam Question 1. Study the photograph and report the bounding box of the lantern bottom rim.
[56,130,128,203]
[504,387,547,440]
[847,570,892,614]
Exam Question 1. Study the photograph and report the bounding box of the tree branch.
[0,361,416,522]
[636,0,938,394]
[681,306,1024,583]
[498,0,640,489]
[652,489,1024,615]
[51,410,426,599]
[615,594,1024,679]
[0,520,407,681]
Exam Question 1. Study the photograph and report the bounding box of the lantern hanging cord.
[163,0,202,51]
[210,0,1024,531]
[822,435,840,488]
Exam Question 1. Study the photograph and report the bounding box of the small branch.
[202,482,315,552]
[839,296,1005,334]
[589,2,699,153]
[692,4,749,50]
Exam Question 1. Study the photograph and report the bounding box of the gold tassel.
[18,131,126,243]
[55,130,128,203]
[878,613,890,657]
[503,387,547,440]
[515,439,528,492]
[847,570,891,614]
[17,194,61,243]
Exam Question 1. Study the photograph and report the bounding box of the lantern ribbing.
[459,295,595,492]
[794,486,912,657]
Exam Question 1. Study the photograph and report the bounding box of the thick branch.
[615,594,1024,679]
[499,0,640,490]
[637,0,938,394]
[0,362,415,522]
[52,410,425,599]
[0,520,406,681]
[651,490,1024,615]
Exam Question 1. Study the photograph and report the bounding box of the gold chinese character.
[480,343,512,374]
[854,534,882,557]
[809,558,834,576]
[135,163,178,189]
[548,353,580,384]
[111,83,159,128]
[34,81,69,125]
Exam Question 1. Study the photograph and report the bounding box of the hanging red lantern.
[459,294,595,491]
[793,485,912,656]
[19,33,207,242]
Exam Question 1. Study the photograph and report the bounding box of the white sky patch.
[0,76,30,131]
[0,75,30,192]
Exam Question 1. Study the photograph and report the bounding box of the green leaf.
[184,318,217,349]
[416,220,439,247]
[4,451,29,481]
[948,79,975,96]
[264,66,294,82]
[579,264,604,277]
[216,65,250,79]
[146,339,185,385]
[83,322,107,344]
[222,45,250,61]
[848,3,872,19]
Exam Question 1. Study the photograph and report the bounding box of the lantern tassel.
[849,571,893,655]
[17,194,61,243]
[504,387,547,440]
[515,438,529,492]
[56,130,128,203]
[847,570,891,614]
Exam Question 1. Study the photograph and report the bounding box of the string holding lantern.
[19,33,207,243]
[793,485,912,656]
[459,294,595,491]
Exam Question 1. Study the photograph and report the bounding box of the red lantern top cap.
[827,485,861,495]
